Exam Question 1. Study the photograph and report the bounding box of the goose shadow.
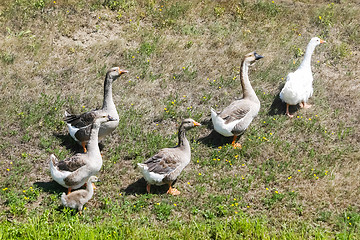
[34,180,66,194]
[121,178,176,195]
[52,132,106,152]
[197,119,243,148]
[268,93,301,117]
[52,132,83,153]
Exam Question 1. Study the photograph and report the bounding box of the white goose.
[211,51,263,148]
[64,67,128,152]
[280,37,325,117]
[50,114,116,194]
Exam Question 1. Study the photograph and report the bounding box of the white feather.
[137,163,165,186]
[49,154,72,188]
[211,108,242,137]
[280,72,313,105]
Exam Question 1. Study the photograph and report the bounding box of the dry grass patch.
[0,0,359,238]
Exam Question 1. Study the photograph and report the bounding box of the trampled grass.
[0,0,359,239]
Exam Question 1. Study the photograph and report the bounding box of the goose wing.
[64,111,98,128]
[218,101,251,124]
[144,150,180,175]
[56,153,87,172]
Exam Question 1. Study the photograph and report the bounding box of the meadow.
[0,0,359,239]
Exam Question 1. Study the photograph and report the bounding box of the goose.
[61,176,99,214]
[137,118,201,195]
[50,114,116,194]
[211,51,263,148]
[64,67,128,152]
[280,37,325,117]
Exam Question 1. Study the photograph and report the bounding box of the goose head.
[244,51,264,66]
[107,67,128,81]
[88,176,100,183]
[310,37,326,47]
[181,118,202,131]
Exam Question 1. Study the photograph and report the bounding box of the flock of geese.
[49,37,325,213]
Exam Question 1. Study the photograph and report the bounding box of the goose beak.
[193,121,201,126]
[119,68,129,74]
[254,52,264,60]
[320,39,326,44]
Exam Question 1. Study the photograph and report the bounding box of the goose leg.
[167,184,180,196]
[231,135,242,149]
[146,184,151,194]
[286,104,294,118]
[67,187,72,195]
[301,101,312,109]
[81,142,87,153]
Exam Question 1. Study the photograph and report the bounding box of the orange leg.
[81,142,87,153]
[67,187,72,195]
[231,135,242,149]
[286,104,294,118]
[146,184,151,194]
[167,184,180,196]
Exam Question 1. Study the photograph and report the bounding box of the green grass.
[0,0,359,239]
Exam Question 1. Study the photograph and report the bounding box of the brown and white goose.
[61,176,99,214]
[64,67,128,152]
[50,114,116,194]
[137,119,201,195]
[211,51,263,148]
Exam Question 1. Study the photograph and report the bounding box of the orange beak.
[118,68,129,74]
[320,39,326,44]
[193,121,201,126]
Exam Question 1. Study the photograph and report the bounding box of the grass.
[0,0,359,239]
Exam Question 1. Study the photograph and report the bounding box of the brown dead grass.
[0,0,359,235]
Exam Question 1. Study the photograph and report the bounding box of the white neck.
[240,61,259,103]
[86,122,102,159]
[299,42,316,70]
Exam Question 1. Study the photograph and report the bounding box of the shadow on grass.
[121,177,175,195]
[268,94,301,117]
[34,180,66,194]
[198,119,242,148]
[268,83,301,117]
[53,132,83,153]
[53,132,106,152]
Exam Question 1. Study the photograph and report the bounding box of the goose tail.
[210,108,218,121]
[49,154,69,186]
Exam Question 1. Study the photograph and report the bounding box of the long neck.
[177,127,189,149]
[240,60,257,101]
[299,43,316,70]
[102,75,115,111]
[86,122,101,154]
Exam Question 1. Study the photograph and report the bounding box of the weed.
[0,51,15,64]
[153,202,173,221]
